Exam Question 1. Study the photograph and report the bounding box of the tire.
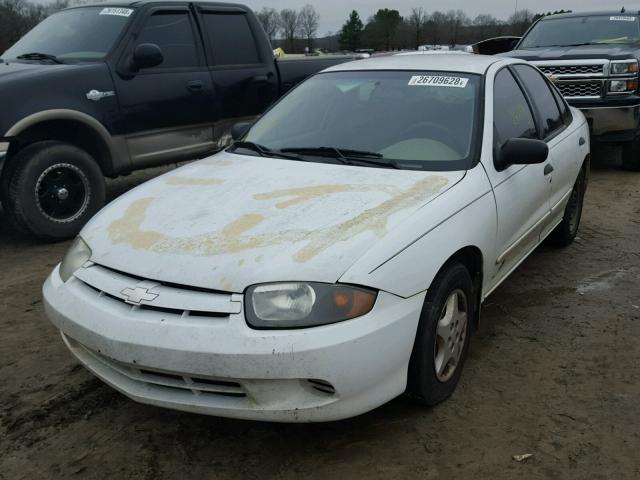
[407,263,474,406]
[548,166,587,247]
[1,141,106,241]
[622,140,640,171]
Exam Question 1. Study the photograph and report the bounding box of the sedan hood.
[82,152,464,292]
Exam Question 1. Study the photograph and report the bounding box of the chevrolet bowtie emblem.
[121,286,159,304]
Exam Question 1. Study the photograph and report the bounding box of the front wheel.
[2,141,106,241]
[407,263,474,406]
[622,140,640,171]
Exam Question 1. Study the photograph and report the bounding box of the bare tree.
[256,7,279,43]
[427,11,446,45]
[279,8,299,53]
[408,7,427,49]
[508,9,535,35]
[298,4,319,51]
[445,9,470,46]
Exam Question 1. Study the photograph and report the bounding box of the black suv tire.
[622,140,640,171]
[2,141,105,241]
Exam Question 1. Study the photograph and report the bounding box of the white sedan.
[43,54,590,422]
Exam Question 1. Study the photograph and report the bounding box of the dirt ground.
[1,150,639,480]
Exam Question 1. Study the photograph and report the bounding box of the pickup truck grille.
[556,81,602,99]
[538,64,604,76]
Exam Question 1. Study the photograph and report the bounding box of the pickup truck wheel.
[3,141,105,240]
[548,167,587,247]
[622,140,640,171]
[407,263,474,406]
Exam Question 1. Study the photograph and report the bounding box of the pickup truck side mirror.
[132,43,164,70]
[495,138,548,171]
[231,122,253,141]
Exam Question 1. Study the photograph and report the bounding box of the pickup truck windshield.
[242,70,480,171]
[521,15,640,48]
[2,7,133,61]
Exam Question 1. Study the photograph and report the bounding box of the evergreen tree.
[339,10,364,51]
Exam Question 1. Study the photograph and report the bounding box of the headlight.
[609,79,638,93]
[59,236,92,282]
[246,282,377,329]
[610,60,639,75]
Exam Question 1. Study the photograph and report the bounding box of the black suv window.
[493,69,537,150]
[201,13,260,66]
[513,64,564,138]
[137,11,198,69]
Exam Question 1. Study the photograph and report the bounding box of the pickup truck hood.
[504,44,639,61]
[81,152,465,292]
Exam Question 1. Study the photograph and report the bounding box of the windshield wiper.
[228,141,305,161]
[16,52,63,64]
[281,147,400,169]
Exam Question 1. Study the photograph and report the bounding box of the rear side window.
[513,64,564,138]
[201,13,260,66]
[550,83,572,125]
[493,69,537,149]
[137,11,199,69]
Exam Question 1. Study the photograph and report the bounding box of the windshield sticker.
[408,76,469,88]
[610,16,636,21]
[100,7,133,17]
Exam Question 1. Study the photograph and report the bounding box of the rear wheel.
[621,140,640,171]
[407,263,474,406]
[2,141,105,240]
[548,166,587,247]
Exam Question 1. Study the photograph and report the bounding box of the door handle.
[187,80,204,92]
[579,137,586,146]
[544,164,554,176]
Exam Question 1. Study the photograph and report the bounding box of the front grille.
[556,82,602,98]
[538,64,603,76]
[73,263,241,319]
[78,341,248,398]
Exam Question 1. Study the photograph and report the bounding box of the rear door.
[196,6,278,144]
[485,67,552,283]
[114,6,216,167]
[511,64,582,238]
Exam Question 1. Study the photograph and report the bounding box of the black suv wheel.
[2,141,105,240]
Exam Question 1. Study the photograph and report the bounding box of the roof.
[538,10,640,20]
[69,0,248,8]
[323,53,514,75]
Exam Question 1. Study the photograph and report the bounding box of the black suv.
[0,2,352,240]
[501,10,640,171]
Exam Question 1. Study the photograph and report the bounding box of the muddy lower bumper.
[579,103,640,142]
[43,266,424,422]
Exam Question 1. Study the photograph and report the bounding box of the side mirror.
[495,138,548,171]
[231,121,253,141]
[131,43,164,71]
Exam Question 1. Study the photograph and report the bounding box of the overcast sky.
[39,0,632,35]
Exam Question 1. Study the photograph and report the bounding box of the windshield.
[241,71,481,171]
[2,7,133,61]
[520,15,640,48]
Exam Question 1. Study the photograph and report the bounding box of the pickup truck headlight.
[609,79,639,93]
[246,282,377,329]
[610,60,639,75]
[59,237,92,282]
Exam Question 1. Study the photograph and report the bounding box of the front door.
[113,6,216,168]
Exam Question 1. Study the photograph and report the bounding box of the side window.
[201,13,260,66]
[493,69,537,150]
[513,64,564,138]
[136,11,199,69]
[550,83,572,125]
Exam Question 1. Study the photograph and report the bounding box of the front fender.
[340,165,497,298]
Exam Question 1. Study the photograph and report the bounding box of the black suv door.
[195,6,278,143]
[113,5,216,168]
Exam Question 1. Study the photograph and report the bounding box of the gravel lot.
[1,150,639,479]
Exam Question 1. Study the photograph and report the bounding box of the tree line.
[1,0,569,56]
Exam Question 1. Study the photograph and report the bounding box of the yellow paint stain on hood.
[107,176,450,262]
[165,177,224,186]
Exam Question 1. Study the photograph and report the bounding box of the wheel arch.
[4,110,129,177]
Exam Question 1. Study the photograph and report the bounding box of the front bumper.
[578,103,640,142]
[43,266,425,422]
